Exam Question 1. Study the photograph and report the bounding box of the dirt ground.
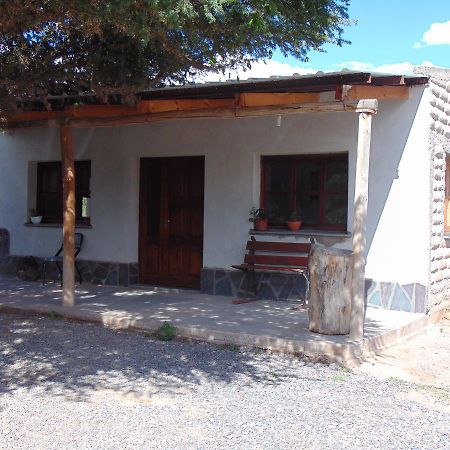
[357,310,450,412]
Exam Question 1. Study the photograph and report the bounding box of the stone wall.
[418,67,450,310]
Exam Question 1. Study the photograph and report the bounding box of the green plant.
[288,210,301,221]
[48,310,62,320]
[154,322,177,341]
[331,373,347,382]
[249,207,268,223]
[226,343,240,352]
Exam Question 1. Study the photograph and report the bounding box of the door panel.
[139,156,204,288]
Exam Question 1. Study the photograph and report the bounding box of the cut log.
[307,243,353,335]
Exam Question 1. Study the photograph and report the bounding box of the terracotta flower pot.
[254,218,268,231]
[287,220,302,231]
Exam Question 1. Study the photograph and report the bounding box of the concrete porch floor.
[0,276,435,366]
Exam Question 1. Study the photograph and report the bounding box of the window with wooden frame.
[261,154,348,230]
[36,160,91,225]
[445,154,450,233]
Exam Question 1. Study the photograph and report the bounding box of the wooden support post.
[60,124,76,307]
[350,99,378,341]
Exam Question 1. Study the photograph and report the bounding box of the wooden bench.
[231,236,311,301]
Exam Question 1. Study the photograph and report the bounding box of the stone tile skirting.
[200,268,307,302]
[0,257,427,312]
[365,279,426,313]
[0,255,138,287]
[200,268,427,313]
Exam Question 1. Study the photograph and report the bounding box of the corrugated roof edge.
[138,70,428,100]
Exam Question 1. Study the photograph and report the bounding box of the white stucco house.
[1,67,449,314]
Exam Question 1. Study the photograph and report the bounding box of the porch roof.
[3,70,428,129]
[12,70,429,109]
[138,70,428,100]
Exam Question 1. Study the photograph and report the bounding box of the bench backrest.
[244,238,311,269]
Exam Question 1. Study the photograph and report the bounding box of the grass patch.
[418,384,450,402]
[388,377,450,403]
[387,376,409,385]
[330,366,350,383]
[331,372,347,383]
[226,343,241,352]
[48,310,62,320]
[154,322,177,341]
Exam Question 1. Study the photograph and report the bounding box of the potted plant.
[249,207,268,231]
[29,209,43,224]
[287,210,302,231]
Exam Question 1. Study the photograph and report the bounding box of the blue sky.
[280,0,450,73]
[203,0,450,80]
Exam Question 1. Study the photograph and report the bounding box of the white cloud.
[414,20,450,47]
[196,60,317,82]
[333,60,435,75]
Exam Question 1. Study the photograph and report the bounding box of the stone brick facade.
[419,67,450,310]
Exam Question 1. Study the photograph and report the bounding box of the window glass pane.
[325,195,347,225]
[266,162,290,192]
[81,197,90,218]
[296,195,319,224]
[326,160,347,192]
[42,167,59,192]
[296,162,320,192]
[42,193,61,221]
[76,162,91,193]
[266,193,289,223]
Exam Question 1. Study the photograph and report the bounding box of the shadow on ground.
[0,312,323,404]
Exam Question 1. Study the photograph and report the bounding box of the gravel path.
[0,312,449,450]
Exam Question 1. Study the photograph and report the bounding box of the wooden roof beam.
[343,85,410,101]
[236,92,320,107]
[4,100,361,129]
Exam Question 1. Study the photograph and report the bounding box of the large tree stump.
[307,243,353,335]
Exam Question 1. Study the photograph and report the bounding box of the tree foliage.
[0,0,350,110]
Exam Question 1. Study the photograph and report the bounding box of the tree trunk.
[307,243,353,335]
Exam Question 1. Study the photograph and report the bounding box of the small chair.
[42,233,84,285]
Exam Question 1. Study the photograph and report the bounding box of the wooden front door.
[139,156,204,288]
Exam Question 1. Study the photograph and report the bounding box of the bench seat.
[231,236,311,300]
[231,264,306,273]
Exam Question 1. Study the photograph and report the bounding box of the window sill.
[249,228,351,238]
[24,222,92,229]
